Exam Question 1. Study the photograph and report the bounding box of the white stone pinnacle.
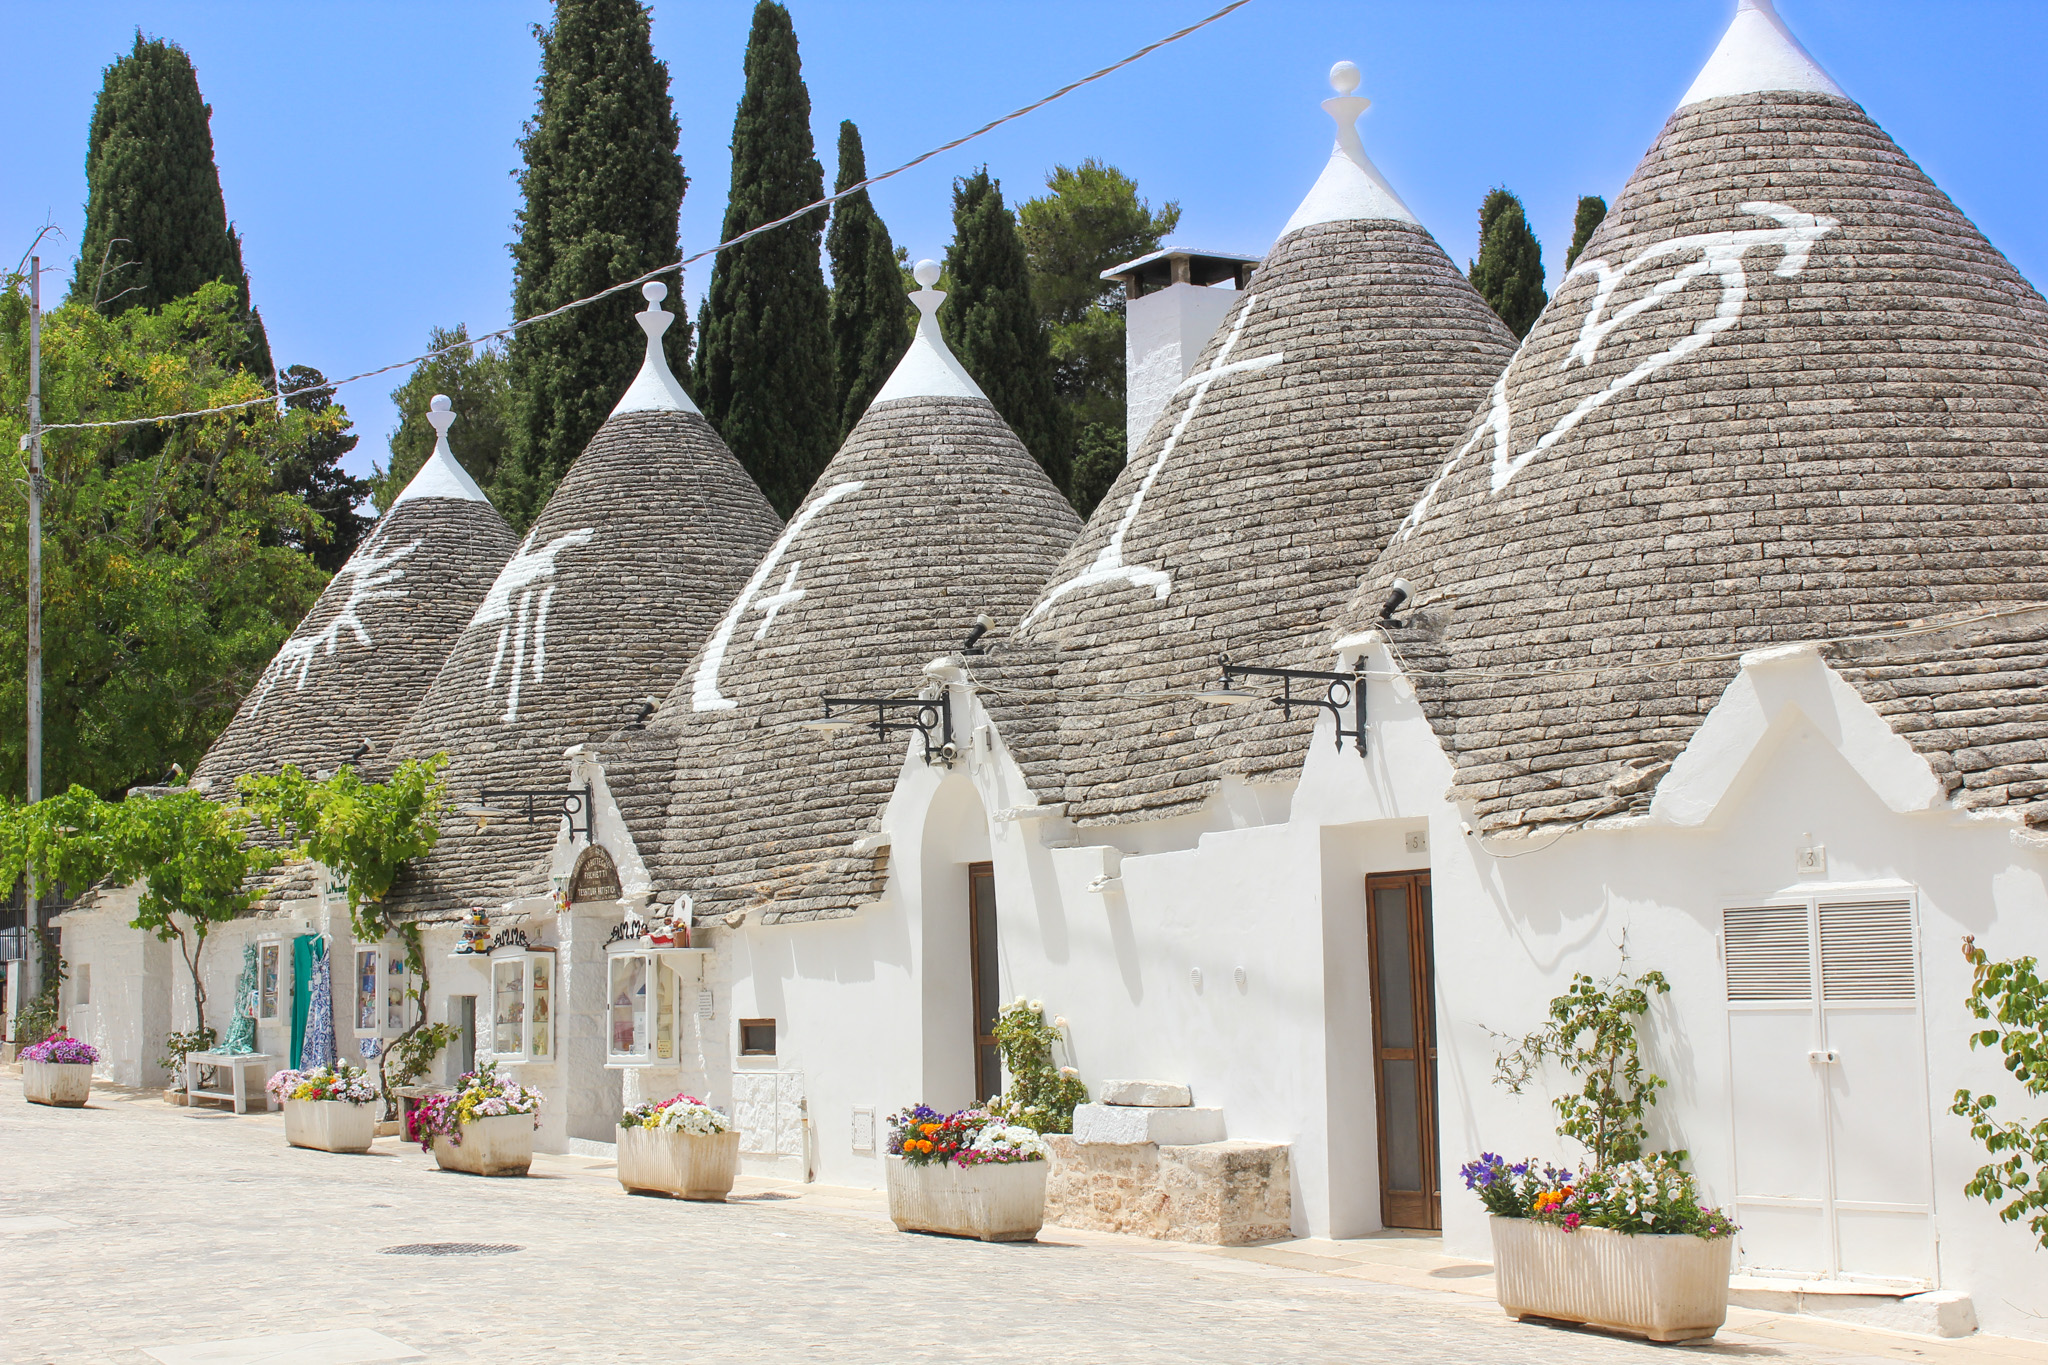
[609,280,704,417]
[868,258,988,408]
[1279,59,1420,239]
[1679,0,1845,109]
[390,393,491,508]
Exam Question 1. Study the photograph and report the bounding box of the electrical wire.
[27,0,1257,436]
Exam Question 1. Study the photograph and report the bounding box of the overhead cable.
[30,0,1257,436]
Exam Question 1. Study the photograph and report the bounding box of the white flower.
[1059,1066,1077,1077]
[1052,1016,1068,1029]
[1028,998,1043,1012]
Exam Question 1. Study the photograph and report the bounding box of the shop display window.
[605,949,686,1066]
[489,948,555,1063]
[258,943,280,1020]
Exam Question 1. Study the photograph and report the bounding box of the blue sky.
[7,1,2045,485]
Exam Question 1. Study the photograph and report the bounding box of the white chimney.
[1102,248,1260,462]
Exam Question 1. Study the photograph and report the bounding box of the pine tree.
[693,1,837,516]
[505,0,687,527]
[1468,187,1548,339]
[1566,195,1608,271]
[826,120,910,441]
[273,367,369,573]
[943,168,1068,491]
[371,325,515,514]
[69,32,271,378]
[1018,160,1178,515]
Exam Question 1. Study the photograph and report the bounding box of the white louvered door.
[1723,893,1935,1286]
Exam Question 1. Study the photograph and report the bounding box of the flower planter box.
[1490,1215,1732,1343]
[283,1098,379,1153]
[23,1061,92,1107]
[431,1114,535,1177]
[618,1126,741,1201]
[886,1155,1047,1242]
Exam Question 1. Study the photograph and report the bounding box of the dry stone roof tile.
[1341,89,2048,835]
[387,409,781,914]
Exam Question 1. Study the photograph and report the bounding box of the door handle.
[1807,1048,1840,1064]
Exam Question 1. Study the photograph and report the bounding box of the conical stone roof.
[389,285,782,912]
[1340,0,2048,835]
[1002,64,1517,825]
[191,397,517,793]
[619,262,1080,922]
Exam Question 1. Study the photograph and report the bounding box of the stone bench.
[1044,1136,1290,1245]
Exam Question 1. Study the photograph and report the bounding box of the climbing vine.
[1494,951,1673,1170]
[986,997,1089,1135]
[1952,935,2048,1246]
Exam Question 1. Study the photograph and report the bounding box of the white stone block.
[1100,1079,1192,1107]
[1072,1102,1224,1146]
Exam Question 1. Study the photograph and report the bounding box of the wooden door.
[1368,871,1440,1229]
[968,862,1002,1102]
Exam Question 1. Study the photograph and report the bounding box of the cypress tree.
[1566,194,1608,271]
[69,32,271,378]
[942,168,1068,492]
[1468,187,1548,340]
[505,0,687,527]
[826,120,910,441]
[694,1,837,517]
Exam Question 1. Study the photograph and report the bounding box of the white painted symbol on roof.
[693,480,866,711]
[474,526,597,723]
[248,527,422,715]
[1022,293,1283,628]
[750,564,805,640]
[1398,201,1838,537]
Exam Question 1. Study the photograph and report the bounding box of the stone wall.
[1044,1137,1290,1245]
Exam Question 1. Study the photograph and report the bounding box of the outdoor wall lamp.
[1193,654,1368,758]
[799,691,956,767]
[458,783,596,843]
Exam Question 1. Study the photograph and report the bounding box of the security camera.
[939,741,959,764]
[1380,578,1413,625]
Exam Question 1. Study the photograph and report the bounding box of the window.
[740,1019,777,1056]
[258,943,281,1020]
[75,963,90,1006]
[355,948,379,1032]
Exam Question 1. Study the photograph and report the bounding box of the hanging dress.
[302,940,337,1070]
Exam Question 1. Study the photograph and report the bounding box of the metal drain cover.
[380,1242,522,1256]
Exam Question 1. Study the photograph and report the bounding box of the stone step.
[1728,1277,1976,1338]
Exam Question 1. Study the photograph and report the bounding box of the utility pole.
[21,256,45,1006]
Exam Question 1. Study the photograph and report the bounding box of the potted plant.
[21,1034,98,1107]
[1463,1153,1737,1343]
[267,1063,381,1153]
[415,1063,542,1176]
[616,1093,740,1200]
[885,1105,1050,1242]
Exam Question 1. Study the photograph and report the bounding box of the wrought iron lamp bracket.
[475,782,597,843]
[814,691,956,767]
[1217,655,1368,758]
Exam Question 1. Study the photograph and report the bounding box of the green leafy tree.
[240,756,449,1104]
[505,0,688,527]
[372,325,514,514]
[68,32,271,379]
[1018,160,1178,514]
[0,785,279,1038]
[825,120,910,441]
[693,1,837,516]
[1468,187,1548,339]
[1,277,333,801]
[943,168,1069,492]
[1566,194,1608,271]
[1953,936,2048,1245]
[272,366,369,572]
[1494,954,1672,1169]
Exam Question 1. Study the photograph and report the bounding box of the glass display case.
[489,948,555,1063]
[354,942,419,1040]
[604,944,708,1066]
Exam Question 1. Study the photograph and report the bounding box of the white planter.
[283,1098,379,1153]
[618,1126,740,1201]
[432,1113,535,1176]
[886,1155,1048,1242]
[23,1061,92,1107]
[1490,1215,1733,1343]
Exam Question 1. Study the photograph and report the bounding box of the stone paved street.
[6,1075,2046,1365]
